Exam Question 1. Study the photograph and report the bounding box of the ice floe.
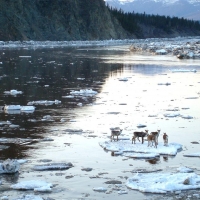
[118,190,128,195]
[20,106,35,112]
[99,140,182,156]
[155,49,167,55]
[181,115,193,119]
[27,99,61,105]
[177,166,193,173]
[1,196,8,200]
[32,162,73,171]
[70,89,98,96]
[3,105,35,114]
[118,77,128,81]
[0,159,20,174]
[171,69,197,73]
[126,172,200,193]
[62,95,75,98]
[164,113,180,118]
[4,105,21,110]
[3,89,23,95]
[136,124,147,128]
[93,187,107,192]
[11,180,52,192]
[183,152,200,157]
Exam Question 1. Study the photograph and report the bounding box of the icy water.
[0,44,200,200]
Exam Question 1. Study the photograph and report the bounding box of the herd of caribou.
[110,128,168,148]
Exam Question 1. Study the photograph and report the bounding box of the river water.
[0,44,200,199]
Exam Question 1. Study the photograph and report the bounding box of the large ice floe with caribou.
[97,127,200,194]
[100,128,182,157]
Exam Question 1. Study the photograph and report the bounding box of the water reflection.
[0,47,123,159]
[146,157,161,165]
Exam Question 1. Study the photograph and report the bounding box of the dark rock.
[104,180,122,184]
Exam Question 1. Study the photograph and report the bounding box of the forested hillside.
[0,0,200,41]
[108,7,200,38]
[0,0,129,41]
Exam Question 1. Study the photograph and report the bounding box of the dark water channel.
[0,46,123,159]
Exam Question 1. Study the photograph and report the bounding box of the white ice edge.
[99,140,182,156]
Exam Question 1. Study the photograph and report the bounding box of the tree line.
[108,6,200,37]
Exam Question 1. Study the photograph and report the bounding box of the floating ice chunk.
[19,56,31,58]
[93,187,107,192]
[4,89,23,95]
[177,166,193,173]
[13,194,43,200]
[9,124,20,128]
[55,99,61,104]
[0,159,20,174]
[34,185,52,192]
[171,69,197,73]
[187,52,194,58]
[77,77,85,80]
[21,106,35,112]
[183,152,200,157]
[62,95,75,98]
[0,121,11,125]
[17,159,28,164]
[126,172,200,194]
[137,124,147,128]
[164,113,180,117]
[118,77,128,81]
[118,190,128,195]
[4,105,21,110]
[157,82,171,86]
[155,49,167,55]
[70,89,97,96]
[1,196,8,200]
[123,152,160,159]
[11,180,52,191]
[181,115,193,119]
[32,162,73,171]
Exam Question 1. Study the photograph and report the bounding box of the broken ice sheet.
[126,172,200,194]
[11,180,52,192]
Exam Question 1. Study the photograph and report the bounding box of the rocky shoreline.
[129,36,200,59]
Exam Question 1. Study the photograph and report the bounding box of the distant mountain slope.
[0,0,129,41]
[105,0,200,20]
